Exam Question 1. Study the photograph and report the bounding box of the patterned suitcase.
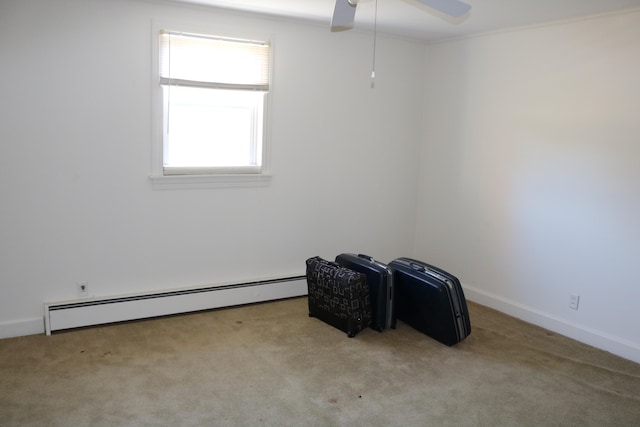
[335,253,395,332]
[306,256,372,338]
[389,257,471,346]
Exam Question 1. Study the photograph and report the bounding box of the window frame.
[149,21,273,189]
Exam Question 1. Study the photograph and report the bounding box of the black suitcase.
[306,256,372,338]
[335,253,395,332]
[389,257,470,346]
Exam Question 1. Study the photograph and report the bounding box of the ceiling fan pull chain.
[371,0,378,89]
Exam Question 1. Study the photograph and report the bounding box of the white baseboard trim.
[1,276,308,340]
[0,318,44,339]
[44,275,307,335]
[463,284,640,364]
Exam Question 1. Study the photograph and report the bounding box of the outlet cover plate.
[569,294,580,310]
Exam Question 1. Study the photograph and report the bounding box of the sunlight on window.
[164,86,263,168]
[157,30,270,177]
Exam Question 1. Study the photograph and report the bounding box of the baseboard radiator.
[44,275,307,335]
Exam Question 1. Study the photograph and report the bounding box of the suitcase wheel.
[347,331,355,338]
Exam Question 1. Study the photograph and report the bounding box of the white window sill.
[149,173,272,190]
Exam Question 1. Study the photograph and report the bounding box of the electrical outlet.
[569,294,580,310]
[77,282,89,298]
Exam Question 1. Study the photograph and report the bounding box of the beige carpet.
[1,297,639,426]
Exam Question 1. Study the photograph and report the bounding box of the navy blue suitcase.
[335,253,395,332]
[389,257,470,346]
[306,256,372,338]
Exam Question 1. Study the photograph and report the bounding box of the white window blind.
[159,30,270,91]
[155,29,271,180]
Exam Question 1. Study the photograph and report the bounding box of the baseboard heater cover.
[44,275,307,335]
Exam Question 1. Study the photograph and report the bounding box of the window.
[156,29,271,180]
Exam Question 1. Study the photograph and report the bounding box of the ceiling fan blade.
[331,0,358,32]
[415,0,471,18]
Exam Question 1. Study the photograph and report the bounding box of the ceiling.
[171,0,640,41]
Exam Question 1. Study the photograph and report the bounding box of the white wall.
[3,0,639,364]
[416,10,640,362]
[0,0,423,336]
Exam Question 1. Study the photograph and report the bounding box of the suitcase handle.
[409,262,427,272]
[357,254,374,262]
[409,261,448,282]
